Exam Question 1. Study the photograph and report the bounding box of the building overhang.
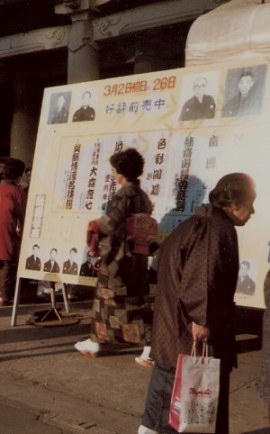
[90,0,229,41]
[0,25,70,59]
[0,0,229,60]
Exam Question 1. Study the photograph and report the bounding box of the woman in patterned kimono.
[75,148,153,357]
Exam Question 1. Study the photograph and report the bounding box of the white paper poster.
[18,57,270,308]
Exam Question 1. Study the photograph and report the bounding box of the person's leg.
[135,292,154,367]
[6,261,17,300]
[135,345,154,368]
[66,284,78,301]
[36,280,51,299]
[215,362,231,434]
[0,260,11,303]
[75,285,105,356]
[140,358,230,434]
[139,363,178,434]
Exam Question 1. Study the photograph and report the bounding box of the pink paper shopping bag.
[169,344,220,433]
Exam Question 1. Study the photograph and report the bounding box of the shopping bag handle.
[191,340,209,358]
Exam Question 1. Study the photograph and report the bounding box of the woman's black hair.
[110,148,144,180]
[209,173,255,207]
[3,158,25,181]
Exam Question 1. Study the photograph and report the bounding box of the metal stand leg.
[62,283,70,313]
[40,286,63,322]
[12,279,71,325]
[11,277,21,326]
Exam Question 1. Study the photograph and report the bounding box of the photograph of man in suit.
[236,260,256,296]
[48,93,70,124]
[63,247,78,275]
[25,244,41,271]
[72,91,95,122]
[43,248,60,273]
[222,66,266,118]
[79,250,100,277]
[179,76,216,121]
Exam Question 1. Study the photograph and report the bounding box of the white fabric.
[186,0,270,66]
[138,425,159,434]
[74,338,100,354]
[140,346,151,360]
[135,346,154,366]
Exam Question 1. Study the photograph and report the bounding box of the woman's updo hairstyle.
[209,173,255,208]
[110,148,144,181]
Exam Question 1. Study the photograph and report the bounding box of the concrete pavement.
[0,299,269,434]
[0,396,68,434]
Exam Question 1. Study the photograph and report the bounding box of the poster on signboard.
[17,56,270,309]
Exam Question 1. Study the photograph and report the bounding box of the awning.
[186,0,270,66]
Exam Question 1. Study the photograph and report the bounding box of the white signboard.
[18,57,270,309]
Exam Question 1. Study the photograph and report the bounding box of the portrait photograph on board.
[72,90,96,122]
[43,248,60,273]
[235,259,256,297]
[62,247,79,275]
[47,92,72,124]
[79,250,100,277]
[178,74,218,122]
[25,244,41,271]
[222,64,267,118]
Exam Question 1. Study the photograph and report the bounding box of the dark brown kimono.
[151,204,239,370]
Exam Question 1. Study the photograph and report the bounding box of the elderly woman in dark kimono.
[75,148,153,357]
[256,271,270,414]
[138,172,256,434]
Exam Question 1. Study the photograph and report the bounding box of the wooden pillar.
[10,72,38,167]
[133,41,164,74]
[67,12,99,84]
[134,52,157,74]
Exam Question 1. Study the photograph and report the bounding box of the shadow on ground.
[242,428,270,434]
